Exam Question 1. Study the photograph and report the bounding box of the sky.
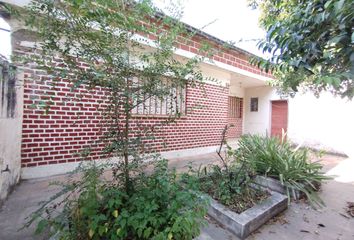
[155,0,265,55]
[0,0,265,59]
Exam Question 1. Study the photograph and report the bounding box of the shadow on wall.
[0,58,17,118]
[0,17,23,205]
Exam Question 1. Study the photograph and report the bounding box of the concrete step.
[195,220,239,240]
[194,232,214,240]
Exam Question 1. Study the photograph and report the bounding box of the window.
[228,96,243,118]
[131,78,186,116]
[250,97,258,112]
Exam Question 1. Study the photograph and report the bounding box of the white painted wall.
[229,83,244,97]
[287,92,354,156]
[243,86,280,135]
[243,86,354,156]
[0,71,23,203]
[198,63,231,87]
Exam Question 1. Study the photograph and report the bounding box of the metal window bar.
[228,96,242,118]
[132,78,186,116]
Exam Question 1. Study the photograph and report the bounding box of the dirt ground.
[0,153,353,240]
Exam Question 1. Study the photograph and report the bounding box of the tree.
[11,0,211,238]
[16,0,210,193]
[249,0,354,98]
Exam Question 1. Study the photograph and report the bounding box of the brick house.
[16,29,275,178]
[0,1,288,202]
[2,1,352,206]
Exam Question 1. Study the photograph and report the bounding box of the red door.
[271,100,288,138]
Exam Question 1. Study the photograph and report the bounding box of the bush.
[183,142,268,213]
[26,160,208,240]
[236,134,331,207]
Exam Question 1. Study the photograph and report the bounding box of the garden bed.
[254,175,302,199]
[254,175,321,200]
[236,134,330,206]
[207,188,288,239]
[200,178,270,213]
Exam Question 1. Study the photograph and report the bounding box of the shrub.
[236,134,331,207]
[188,161,268,213]
[182,126,268,213]
[26,160,208,240]
[16,1,211,238]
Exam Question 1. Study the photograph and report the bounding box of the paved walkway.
[0,152,353,240]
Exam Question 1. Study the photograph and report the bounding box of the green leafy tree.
[15,0,209,193]
[250,0,354,98]
[9,0,212,238]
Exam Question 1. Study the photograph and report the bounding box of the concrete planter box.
[207,190,288,239]
[254,175,311,200]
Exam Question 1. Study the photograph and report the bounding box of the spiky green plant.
[236,134,331,207]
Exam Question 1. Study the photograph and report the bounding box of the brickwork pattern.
[15,29,271,168]
[227,117,243,139]
[20,72,229,167]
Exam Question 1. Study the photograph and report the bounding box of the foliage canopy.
[250,0,354,98]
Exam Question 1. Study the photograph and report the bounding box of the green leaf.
[112,210,119,218]
[88,229,94,239]
[143,227,152,238]
[324,0,332,9]
[334,0,345,13]
[98,226,106,236]
[35,219,48,235]
[329,35,345,45]
[350,52,354,62]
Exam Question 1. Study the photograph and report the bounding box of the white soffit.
[132,34,273,82]
[7,1,272,83]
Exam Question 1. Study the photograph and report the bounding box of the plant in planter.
[184,125,269,213]
[236,134,331,207]
[182,126,288,239]
[10,0,213,238]
[193,157,269,214]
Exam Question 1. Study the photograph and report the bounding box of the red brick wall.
[15,29,272,168]
[227,117,243,139]
[132,83,229,152]
[20,71,110,167]
[20,73,229,167]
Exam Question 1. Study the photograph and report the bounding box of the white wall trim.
[11,0,271,83]
[131,33,272,83]
[174,49,273,82]
[131,31,273,83]
[21,162,84,179]
[21,145,219,179]
[17,23,270,85]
